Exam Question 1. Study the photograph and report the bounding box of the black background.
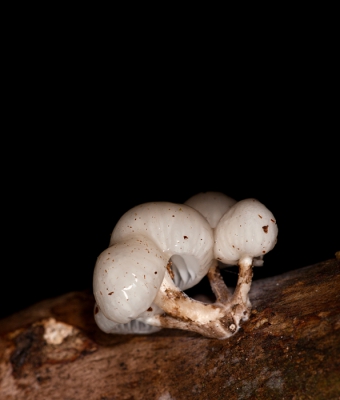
[1,45,338,321]
[2,126,338,321]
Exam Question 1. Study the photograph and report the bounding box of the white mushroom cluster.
[93,192,278,339]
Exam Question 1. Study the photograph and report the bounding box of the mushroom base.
[94,258,254,340]
[145,257,253,339]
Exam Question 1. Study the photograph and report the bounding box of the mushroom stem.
[230,255,253,323]
[138,258,259,339]
[153,271,223,324]
[148,269,240,339]
[146,311,236,339]
[207,261,231,303]
[145,258,254,339]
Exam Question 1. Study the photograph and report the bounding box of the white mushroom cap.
[94,202,215,325]
[110,202,214,290]
[184,191,237,228]
[93,235,168,324]
[214,198,278,265]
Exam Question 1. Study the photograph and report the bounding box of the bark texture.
[0,256,339,400]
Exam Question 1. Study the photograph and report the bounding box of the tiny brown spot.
[154,271,157,274]
[184,235,188,239]
[108,292,114,295]
[262,225,269,233]
[95,306,99,314]
[258,214,263,218]
[262,251,266,254]
[147,307,153,311]
[271,219,276,223]
[166,261,175,280]
[172,215,175,217]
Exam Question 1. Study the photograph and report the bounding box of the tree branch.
[1,255,339,399]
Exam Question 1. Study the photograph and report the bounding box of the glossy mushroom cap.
[93,236,167,324]
[214,198,278,265]
[109,202,214,290]
[185,191,237,228]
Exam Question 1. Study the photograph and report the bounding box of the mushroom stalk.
[147,269,237,339]
[146,262,252,339]
[207,262,231,303]
[153,270,223,324]
[231,255,253,309]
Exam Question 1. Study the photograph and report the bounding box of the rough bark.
[1,255,339,400]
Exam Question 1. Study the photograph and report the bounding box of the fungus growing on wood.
[213,198,278,328]
[93,195,278,339]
